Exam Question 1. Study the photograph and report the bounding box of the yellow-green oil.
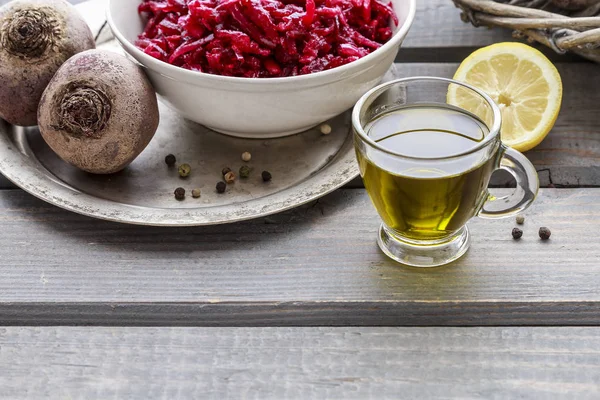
[357,104,498,240]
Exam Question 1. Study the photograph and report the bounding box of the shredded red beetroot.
[135,0,398,77]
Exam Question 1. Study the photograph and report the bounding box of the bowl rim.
[106,0,416,85]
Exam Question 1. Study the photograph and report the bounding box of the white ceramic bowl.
[107,0,416,138]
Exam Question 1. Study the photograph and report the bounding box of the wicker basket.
[453,0,600,63]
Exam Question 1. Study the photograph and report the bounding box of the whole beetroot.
[38,49,159,174]
[0,0,94,126]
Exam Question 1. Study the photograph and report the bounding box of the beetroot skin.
[0,0,95,126]
[136,0,398,77]
[38,49,159,174]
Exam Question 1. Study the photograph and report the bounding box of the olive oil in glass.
[357,104,498,240]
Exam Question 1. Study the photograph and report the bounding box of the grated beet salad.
[135,0,399,77]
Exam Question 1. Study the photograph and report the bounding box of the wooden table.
[1,0,600,398]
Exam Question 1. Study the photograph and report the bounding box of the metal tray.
[0,104,357,226]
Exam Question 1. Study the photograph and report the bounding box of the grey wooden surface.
[1,327,599,399]
[1,0,600,397]
[0,188,598,326]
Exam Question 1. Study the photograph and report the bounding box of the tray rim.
[0,120,359,227]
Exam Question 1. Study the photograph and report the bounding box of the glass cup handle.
[479,146,539,219]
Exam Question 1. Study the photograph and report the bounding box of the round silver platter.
[0,105,357,226]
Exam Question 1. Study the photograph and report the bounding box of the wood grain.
[1,327,599,399]
[0,188,598,326]
[401,0,513,50]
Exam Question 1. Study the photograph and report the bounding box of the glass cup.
[353,77,539,267]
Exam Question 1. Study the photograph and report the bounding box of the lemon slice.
[448,42,562,152]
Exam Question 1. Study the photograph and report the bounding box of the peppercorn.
[320,123,332,135]
[241,151,252,162]
[262,170,272,182]
[178,163,191,178]
[512,227,523,240]
[165,154,176,167]
[224,171,236,183]
[516,215,525,225]
[222,167,232,177]
[192,188,201,198]
[174,187,185,200]
[539,227,551,240]
[216,181,226,193]
[239,165,251,178]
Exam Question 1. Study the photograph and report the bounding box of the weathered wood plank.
[1,327,599,399]
[0,188,598,326]
[405,0,512,49]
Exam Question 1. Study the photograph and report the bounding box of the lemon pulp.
[448,42,562,152]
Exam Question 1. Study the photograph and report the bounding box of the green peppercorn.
[262,170,272,182]
[222,167,232,177]
[165,154,176,167]
[516,215,525,224]
[239,165,251,178]
[192,189,201,198]
[216,181,226,193]
[512,227,523,240]
[178,163,191,178]
[174,187,185,200]
[539,227,551,240]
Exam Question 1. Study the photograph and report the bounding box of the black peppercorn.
[262,170,272,182]
[222,167,232,177]
[216,181,226,193]
[512,227,523,240]
[174,187,185,200]
[165,154,176,167]
[539,227,551,240]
